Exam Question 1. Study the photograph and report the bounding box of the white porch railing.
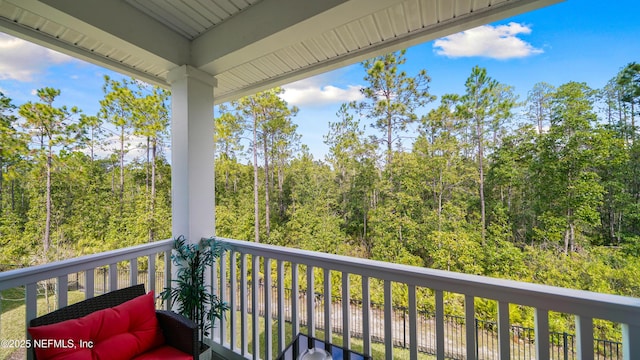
[2,238,640,360]
[0,239,173,360]
[211,237,640,360]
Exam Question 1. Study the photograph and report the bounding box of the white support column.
[167,65,217,243]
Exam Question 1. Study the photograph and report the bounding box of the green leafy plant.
[160,236,229,348]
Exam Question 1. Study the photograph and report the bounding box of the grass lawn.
[0,288,86,360]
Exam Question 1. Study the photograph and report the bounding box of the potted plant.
[160,236,229,358]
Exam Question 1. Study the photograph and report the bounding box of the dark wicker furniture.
[29,284,198,360]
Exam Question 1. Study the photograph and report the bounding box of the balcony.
[2,238,639,360]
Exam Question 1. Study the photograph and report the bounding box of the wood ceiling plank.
[323,30,347,56]
[169,0,213,31]
[292,42,318,65]
[212,0,240,16]
[359,15,382,45]
[437,0,455,22]
[346,21,370,48]
[311,34,336,60]
[421,0,439,27]
[387,3,410,36]
[373,11,395,40]
[403,0,423,32]
[335,24,359,52]
[455,0,472,17]
[473,0,492,11]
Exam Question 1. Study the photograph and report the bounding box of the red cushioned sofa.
[28,284,197,360]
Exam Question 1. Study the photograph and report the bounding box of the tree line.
[1,52,639,336]
[217,53,640,260]
[0,77,172,268]
[213,54,640,338]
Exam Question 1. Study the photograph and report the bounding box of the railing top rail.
[0,239,173,291]
[217,237,640,326]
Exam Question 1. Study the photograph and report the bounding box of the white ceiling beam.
[213,0,564,104]
[14,0,189,66]
[192,0,407,73]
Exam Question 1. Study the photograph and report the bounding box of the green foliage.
[356,50,435,167]
[4,55,640,345]
[160,236,229,344]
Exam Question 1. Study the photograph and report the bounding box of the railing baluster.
[324,268,332,344]
[252,255,260,360]
[342,272,351,350]
[498,301,510,360]
[435,289,445,360]
[307,265,315,338]
[25,282,37,360]
[148,255,156,294]
[129,258,137,286]
[292,263,300,336]
[465,295,476,360]
[109,263,117,291]
[211,250,219,343]
[576,315,594,360]
[277,260,285,354]
[57,274,68,308]
[220,250,227,345]
[622,323,640,360]
[408,285,417,360]
[264,258,273,360]
[535,308,550,360]
[85,268,94,299]
[230,251,237,351]
[164,249,171,310]
[384,280,393,360]
[241,253,248,356]
[362,275,371,356]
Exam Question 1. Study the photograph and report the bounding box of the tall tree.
[265,104,300,219]
[526,82,555,135]
[417,94,473,231]
[19,88,80,259]
[0,92,25,214]
[356,50,435,169]
[617,62,640,142]
[72,114,103,161]
[486,124,538,244]
[459,66,516,242]
[324,104,378,253]
[99,76,135,216]
[215,103,246,193]
[535,82,605,253]
[131,84,170,242]
[236,88,297,242]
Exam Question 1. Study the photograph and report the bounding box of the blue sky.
[1,0,639,161]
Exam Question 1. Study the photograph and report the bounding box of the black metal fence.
[239,283,622,360]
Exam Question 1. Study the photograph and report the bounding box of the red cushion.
[132,345,193,360]
[29,291,165,360]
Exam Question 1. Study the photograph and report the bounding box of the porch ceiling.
[0,0,561,104]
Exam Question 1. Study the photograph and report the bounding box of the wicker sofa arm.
[156,310,198,359]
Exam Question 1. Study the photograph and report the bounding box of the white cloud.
[0,33,75,81]
[281,78,364,106]
[433,22,543,59]
[89,134,149,162]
